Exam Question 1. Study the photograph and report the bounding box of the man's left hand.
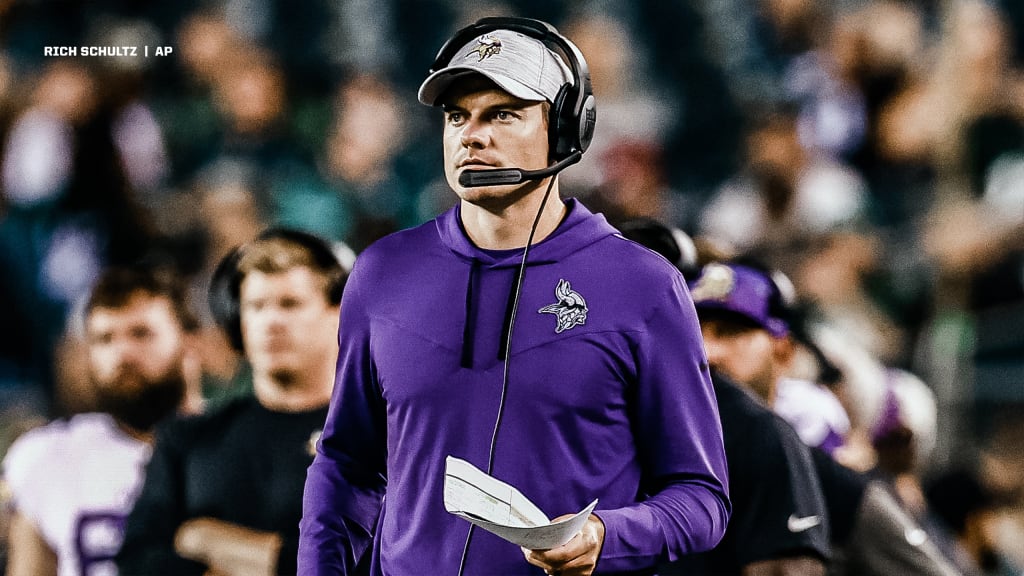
[175,517,281,576]
[522,514,605,576]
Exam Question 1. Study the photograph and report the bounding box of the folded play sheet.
[443,455,598,550]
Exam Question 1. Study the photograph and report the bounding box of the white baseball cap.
[418,28,573,106]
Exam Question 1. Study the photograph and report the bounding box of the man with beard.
[116,229,346,576]
[2,266,200,576]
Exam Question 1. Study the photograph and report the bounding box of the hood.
[436,198,618,368]
[436,198,619,267]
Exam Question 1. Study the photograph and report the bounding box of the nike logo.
[787,514,822,533]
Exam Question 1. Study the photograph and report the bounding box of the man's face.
[86,293,188,430]
[698,316,783,405]
[442,80,550,208]
[239,267,339,383]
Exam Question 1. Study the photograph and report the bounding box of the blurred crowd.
[0,0,1022,573]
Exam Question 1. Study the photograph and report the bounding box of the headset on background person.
[617,218,701,280]
[623,218,848,388]
[208,228,350,352]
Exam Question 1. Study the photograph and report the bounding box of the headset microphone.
[458,150,583,188]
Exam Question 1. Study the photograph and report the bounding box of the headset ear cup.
[208,247,245,352]
[579,93,596,153]
[549,85,596,160]
[769,269,797,320]
[549,84,573,160]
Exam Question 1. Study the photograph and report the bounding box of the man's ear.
[771,334,796,371]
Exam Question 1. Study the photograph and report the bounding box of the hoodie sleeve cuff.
[591,507,662,573]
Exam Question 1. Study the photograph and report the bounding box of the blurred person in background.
[667,369,833,576]
[622,219,831,576]
[176,160,272,406]
[973,419,1024,572]
[1,266,202,576]
[793,230,910,367]
[116,229,346,576]
[688,261,960,576]
[285,72,421,252]
[155,10,245,181]
[579,139,699,233]
[154,38,321,227]
[861,366,974,564]
[916,0,1024,478]
[868,368,941,513]
[82,17,172,201]
[825,1,935,232]
[927,466,1023,576]
[690,262,852,458]
[633,0,747,193]
[697,105,869,276]
[214,0,339,101]
[0,58,162,415]
[557,12,677,195]
[205,47,317,206]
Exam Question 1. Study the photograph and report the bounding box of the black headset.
[618,218,701,280]
[429,16,597,161]
[208,227,348,352]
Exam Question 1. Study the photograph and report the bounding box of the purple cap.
[687,262,789,337]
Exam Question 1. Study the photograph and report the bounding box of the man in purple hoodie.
[299,17,730,576]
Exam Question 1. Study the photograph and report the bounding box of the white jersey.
[774,377,851,455]
[2,412,151,576]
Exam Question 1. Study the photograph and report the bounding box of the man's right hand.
[521,514,606,576]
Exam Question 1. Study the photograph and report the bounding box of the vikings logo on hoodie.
[538,279,588,333]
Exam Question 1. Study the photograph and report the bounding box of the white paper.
[443,455,598,550]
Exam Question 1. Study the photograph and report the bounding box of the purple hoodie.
[299,199,729,574]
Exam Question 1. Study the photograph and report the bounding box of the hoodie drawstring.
[461,259,481,368]
[461,258,523,367]
[497,276,518,361]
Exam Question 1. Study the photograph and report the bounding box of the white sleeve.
[2,424,60,522]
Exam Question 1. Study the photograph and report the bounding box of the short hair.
[235,235,346,306]
[85,267,199,332]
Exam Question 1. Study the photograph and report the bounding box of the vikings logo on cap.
[467,34,502,61]
[688,262,791,338]
[690,263,736,303]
